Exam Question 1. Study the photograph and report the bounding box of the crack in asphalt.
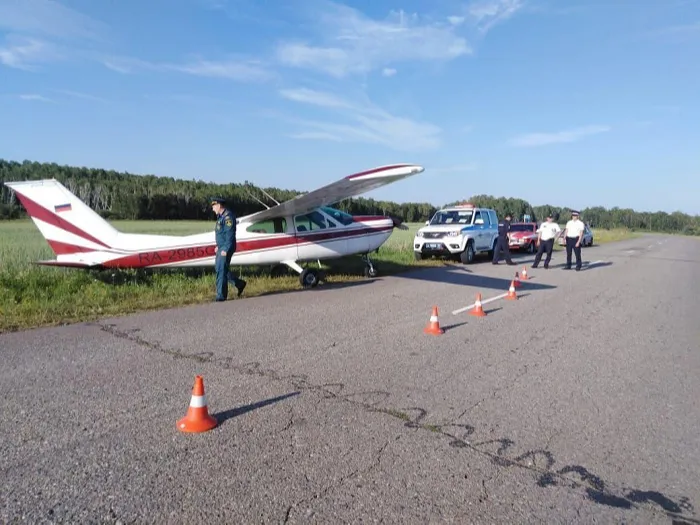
[92,321,699,524]
[283,439,392,523]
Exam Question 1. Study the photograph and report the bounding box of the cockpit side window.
[321,206,354,226]
[246,217,287,234]
[294,210,328,232]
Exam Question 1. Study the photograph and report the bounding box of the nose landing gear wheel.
[361,253,378,278]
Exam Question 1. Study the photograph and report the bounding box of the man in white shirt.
[563,210,585,271]
[531,213,561,269]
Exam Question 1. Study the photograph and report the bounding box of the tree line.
[1,159,698,236]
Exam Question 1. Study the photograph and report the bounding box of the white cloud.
[19,93,52,102]
[278,87,352,109]
[466,0,525,33]
[274,1,472,77]
[382,67,397,77]
[0,35,60,69]
[289,131,343,142]
[0,0,108,70]
[53,89,108,103]
[278,87,442,151]
[102,55,272,82]
[0,0,108,41]
[509,125,611,147]
[167,57,272,81]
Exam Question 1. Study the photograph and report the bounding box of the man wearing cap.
[492,212,516,265]
[211,197,246,300]
[562,210,585,271]
[531,213,562,269]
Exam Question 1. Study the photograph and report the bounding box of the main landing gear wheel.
[299,268,320,288]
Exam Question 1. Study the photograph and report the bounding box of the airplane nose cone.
[390,216,407,230]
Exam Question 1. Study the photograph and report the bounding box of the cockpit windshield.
[430,210,473,225]
[321,206,354,225]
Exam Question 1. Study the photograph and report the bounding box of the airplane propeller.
[390,216,408,230]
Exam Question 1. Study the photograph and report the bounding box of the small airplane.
[4,163,425,288]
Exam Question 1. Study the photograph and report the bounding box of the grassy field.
[0,219,638,332]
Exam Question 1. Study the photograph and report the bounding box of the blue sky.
[1,0,698,215]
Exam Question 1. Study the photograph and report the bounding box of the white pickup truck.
[413,203,500,264]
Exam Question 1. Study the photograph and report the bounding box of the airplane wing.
[238,163,424,223]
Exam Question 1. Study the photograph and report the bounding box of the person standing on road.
[532,213,562,269]
[562,210,585,271]
[492,212,516,265]
[211,197,246,301]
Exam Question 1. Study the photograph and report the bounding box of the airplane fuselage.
[36,206,395,270]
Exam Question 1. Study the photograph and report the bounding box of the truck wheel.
[460,241,475,264]
[414,251,422,261]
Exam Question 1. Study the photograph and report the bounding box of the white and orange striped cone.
[505,280,518,300]
[177,375,217,433]
[424,306,444,335]
[521,266,529,280]
[514,271,521,287]
[469,293,487,317]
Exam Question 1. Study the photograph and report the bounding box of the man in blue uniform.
[211,197,246,301]
[492,212,516,265]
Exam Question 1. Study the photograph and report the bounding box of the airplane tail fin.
[4,178,120,258]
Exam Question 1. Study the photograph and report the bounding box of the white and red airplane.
[4,163,425,288]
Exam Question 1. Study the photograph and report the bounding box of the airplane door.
[293,210,347,261]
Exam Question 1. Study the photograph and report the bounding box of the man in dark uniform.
[211,197,246,301]
[492,212,516,265]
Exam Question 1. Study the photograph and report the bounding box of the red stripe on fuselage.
[14,193,111,249]
[101,224,393,268]
[352,215,389,222]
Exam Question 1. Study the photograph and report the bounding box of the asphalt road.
[1,234,699,524]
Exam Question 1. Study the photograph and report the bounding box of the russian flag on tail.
[54,203,72,213]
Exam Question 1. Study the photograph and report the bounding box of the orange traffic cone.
[177,375,217,433]
[424,306,444,335]
[506,280,518,300]
[514,271,521,287]
[469,293,487,317]
[521,267,529,280]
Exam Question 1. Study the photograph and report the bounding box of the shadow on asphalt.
[213,391,300,426]
[546,261,614,271]
[394,267,557,292]
[255,278,376,297]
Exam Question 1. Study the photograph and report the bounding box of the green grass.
[0,219,637,332]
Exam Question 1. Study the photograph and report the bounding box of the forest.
[1,159,698,235]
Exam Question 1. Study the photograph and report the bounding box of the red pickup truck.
[508,222,539,253]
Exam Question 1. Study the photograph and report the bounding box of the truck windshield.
[430,210,473,225]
